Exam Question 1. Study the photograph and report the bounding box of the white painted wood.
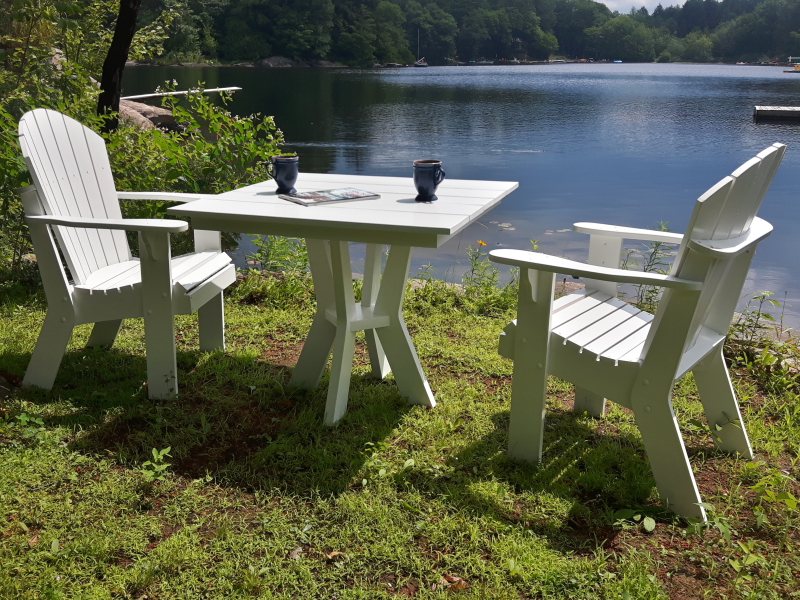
[193,230,222,252]
[489,144,786,521]
[574,386,606,417]
[585,235,623,296]
[574,222,684,244]
[168,174,518,248]
[688,217,772,258]
[139,230,178,399]
[507,268,555,462]
[87,320,123,348]
[291,239,338,389]
[198,293,225,352]
[374,245,436,408]
[118,191,209,202]
[692,345,753,457]
[363,244,391,379]
[324,241,359,424]
[490,250,703,290]
[27,214,188,232]
[18,109,235,399]
[171,174,515,422]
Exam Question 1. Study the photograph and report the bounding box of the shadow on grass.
[2,344,411,498]
[3,338,719,543]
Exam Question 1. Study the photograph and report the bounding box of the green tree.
[585,14,656,61]
[404,1,458,64]
[374,2,415,63]
[220,0,334,61]
[553,0,613,58]
[681,30,714,60]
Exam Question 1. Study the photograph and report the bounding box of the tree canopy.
[4,0,798,68]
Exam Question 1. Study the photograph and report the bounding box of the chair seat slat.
[553,299,621,339]
[566,303,643,349]
[551,291,612,329]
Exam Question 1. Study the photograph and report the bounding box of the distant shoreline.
[127,59,794,69]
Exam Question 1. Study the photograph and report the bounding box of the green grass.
[0,273,798,599]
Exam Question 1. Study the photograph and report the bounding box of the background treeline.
[134,0,800,65]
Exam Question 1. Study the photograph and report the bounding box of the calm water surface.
[124,64,800,323]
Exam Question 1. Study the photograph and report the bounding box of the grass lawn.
[0,272,798,599]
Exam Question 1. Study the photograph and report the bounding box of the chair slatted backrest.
[640,144,786,361]
[18,109,131,285]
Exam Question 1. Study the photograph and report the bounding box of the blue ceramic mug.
[269,155,299,195]
[413,159,446,202]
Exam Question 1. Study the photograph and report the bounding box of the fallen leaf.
[289,547,303,560]
[28,535,38,547]
[327,551,343,560]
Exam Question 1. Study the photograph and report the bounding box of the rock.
[120,100,181,131]
[313,60,339,68]
[119,103,154,130]
[256,56,297,68]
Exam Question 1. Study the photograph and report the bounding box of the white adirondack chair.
[18,108,236,399]
[489,144,786,521]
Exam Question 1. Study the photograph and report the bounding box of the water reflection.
[124,64,800,323]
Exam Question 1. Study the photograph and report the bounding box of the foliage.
[247,235,309,272]
[585,15,656,62]
[140,446,173,482]
[727,291,800,395]
[619,221,676,313]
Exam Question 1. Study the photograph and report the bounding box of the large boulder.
[119,103,154,130]
[120,100,180,130]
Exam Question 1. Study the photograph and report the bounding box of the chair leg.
[139,231,178,400]
[507,269,555,463]
[633,388,706,521]
[693,346,753,458]
[198,292,226,352]
[23,311,74,390]
[574,386,606,417]
[87,320,123,349]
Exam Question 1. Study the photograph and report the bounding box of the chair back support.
[19,109,131,285]
[641,144,786,362]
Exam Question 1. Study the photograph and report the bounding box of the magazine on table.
[279,188,381,206]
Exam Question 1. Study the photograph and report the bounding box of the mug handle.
[435,168,446,186]
[266,161,275,178]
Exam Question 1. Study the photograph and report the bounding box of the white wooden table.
[168,173,518,424]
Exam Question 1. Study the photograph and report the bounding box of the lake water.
[124,63,800,324]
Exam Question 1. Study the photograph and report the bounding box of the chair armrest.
[117,192,210,203]
[574,222,684,244]
[26,215,189,233]
[688,217,773,259]
[489,249,702,291]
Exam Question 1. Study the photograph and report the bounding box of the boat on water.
[414,57,428,67]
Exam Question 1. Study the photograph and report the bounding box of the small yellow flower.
[477,240,487,246]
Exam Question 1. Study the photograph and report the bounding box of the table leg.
[291,239,337,389]
[323,241,358,424]
[363,243,391,379]
[374,245,436,407]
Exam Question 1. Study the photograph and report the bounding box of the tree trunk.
[97,0,143,133]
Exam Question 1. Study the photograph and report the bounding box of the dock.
[753,106,800,120]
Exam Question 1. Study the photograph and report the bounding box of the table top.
[167,173,518,247]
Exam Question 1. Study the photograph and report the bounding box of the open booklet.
[279,188,381,206]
